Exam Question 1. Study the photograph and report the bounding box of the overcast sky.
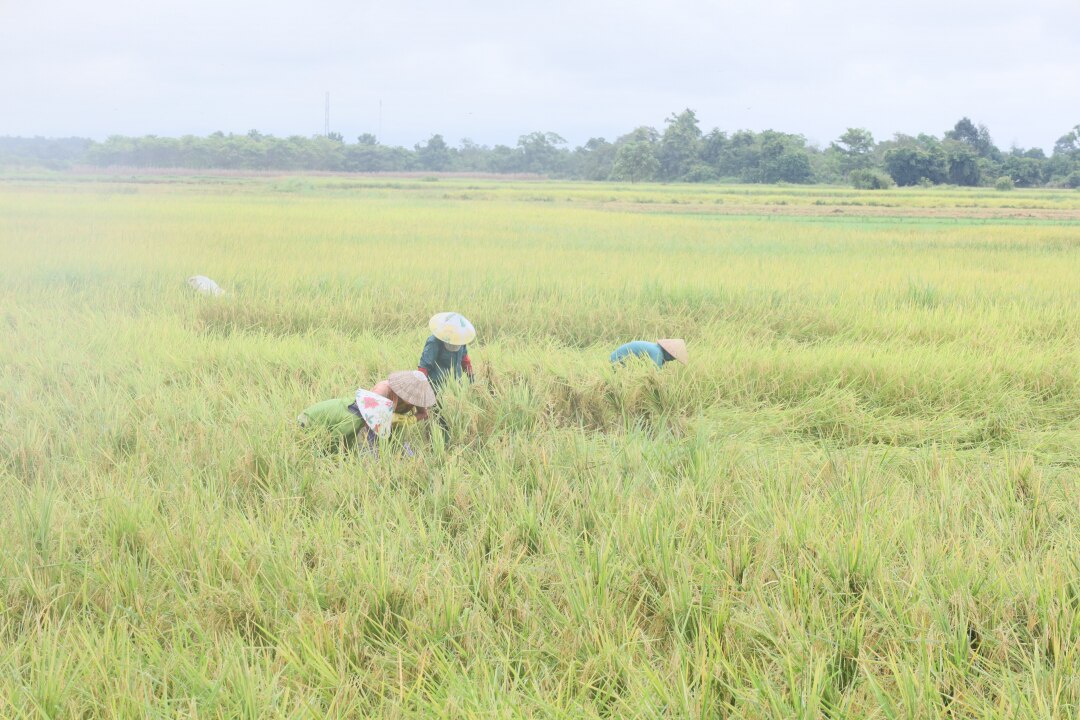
[2,0,1078,151]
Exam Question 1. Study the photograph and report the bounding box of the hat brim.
[387,371,437,408]
[429,312,476,345]
[656,339,688,365]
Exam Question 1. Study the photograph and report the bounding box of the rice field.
[1,174,1079,718]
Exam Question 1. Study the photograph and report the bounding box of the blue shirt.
[610,341,668,368]
[419,335,469,390]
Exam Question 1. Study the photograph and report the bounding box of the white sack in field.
[187,275,224,296]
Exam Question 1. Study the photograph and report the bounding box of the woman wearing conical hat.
[610,338,688,368]
[297,370,436,453]
[418,312,476,391]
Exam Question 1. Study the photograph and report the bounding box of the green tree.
[658,109,703,181]
[307,135,346,171]
[264,136,301,170]
[617,126,660,145]
[0,137,92,169]
[488,144,523,174]
[943,141,981,186]
[517,132,567,175]
[719,130,758,179]
[882,134,947,186]
[830,128,875,176]
[344,143,411,172]
[416,134,452,171]
[453,138,488,172]
[573,137,617,181]
[757,131,813,183]
[682,163,718,182]
[1053,125,1080,156]
[849,168,894,189]
[1047,125,1080,183]
[945,117,1000,160]
[998,150,1042,187]
[700,129,728,171]
[611,141,659,183]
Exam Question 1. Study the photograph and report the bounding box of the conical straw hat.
[429,312,476,345]
[656,338,688,365]
[187,275,224,296]
[388,370,437,408]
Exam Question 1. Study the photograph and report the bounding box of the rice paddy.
[1,174,1079,717]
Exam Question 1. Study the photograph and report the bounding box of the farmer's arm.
[610,343,630,364]
[462,349,474,382]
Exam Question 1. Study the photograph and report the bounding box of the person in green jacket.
[298,370,436,453]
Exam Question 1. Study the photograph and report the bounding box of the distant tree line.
[4,112,1080,188]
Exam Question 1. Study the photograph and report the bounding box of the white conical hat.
[656,338,688,365]
[387,370,437,408]
[428,312,476,345]
[187,275,224,296]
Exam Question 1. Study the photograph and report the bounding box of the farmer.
[297,370,436,453]
[187,275,224,296]
[418,312,476,391]
[610,338,688,368]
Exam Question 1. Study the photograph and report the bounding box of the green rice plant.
[0,174,1078,716]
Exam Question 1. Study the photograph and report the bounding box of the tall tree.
[943,141,981,185]
[1054,125,1080,156]
[883,136,947,186]
[454,138,488,172]
[658,109,703,181]
[1050,124,1080,186]
[488,144,522,174]
[830,128,875,175]
[757,130,814,183]
[945,117,999,160]
[700,129,728,168]
[415,134,452,171]
[1003,151,1045,187]
[616,126,660,145]
[517,132,567,174]
[573,137,617,181]
[611,142,659,183]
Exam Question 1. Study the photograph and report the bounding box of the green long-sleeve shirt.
[297,398,366,439]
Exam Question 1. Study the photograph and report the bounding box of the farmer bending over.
[298,370,435,453]
[610,338,688,368]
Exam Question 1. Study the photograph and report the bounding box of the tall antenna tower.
[324,92,330,137]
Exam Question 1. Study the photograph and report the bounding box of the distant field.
[1,175,1078,717]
